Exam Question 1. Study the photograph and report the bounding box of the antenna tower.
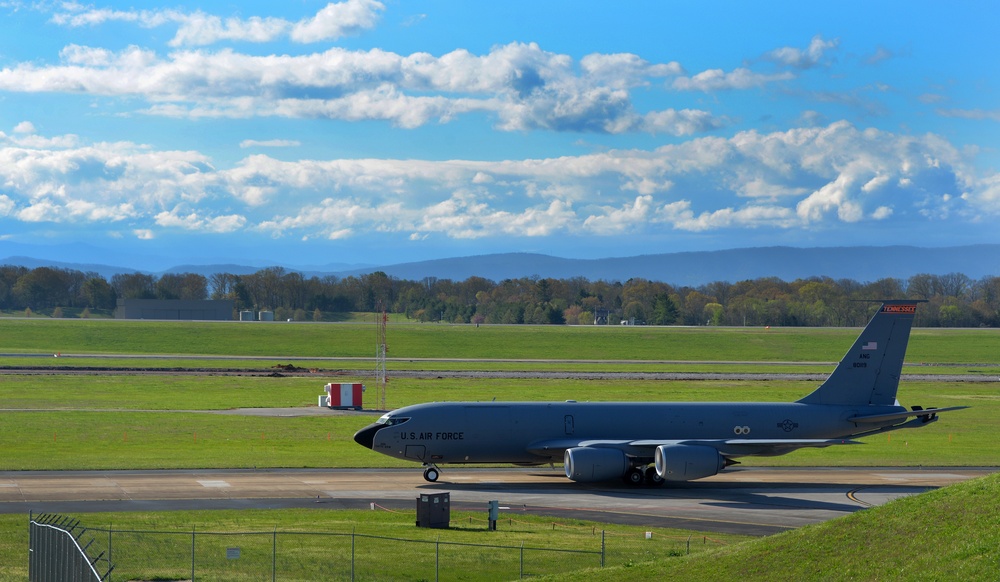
[375,302,388,410]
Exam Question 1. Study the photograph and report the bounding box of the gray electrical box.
[416,492,450,529]
[487,500,499,531]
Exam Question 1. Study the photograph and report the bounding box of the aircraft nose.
[353,423,383,449]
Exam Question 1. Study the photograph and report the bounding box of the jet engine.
[654,444,726,482]
[564,447,629,483]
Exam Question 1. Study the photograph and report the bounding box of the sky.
[0,0,998,270]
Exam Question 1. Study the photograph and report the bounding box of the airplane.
[353,300,967,485]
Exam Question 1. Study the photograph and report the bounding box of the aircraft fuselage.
[355,400,903,465]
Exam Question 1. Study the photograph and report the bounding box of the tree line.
[1,264,999,327]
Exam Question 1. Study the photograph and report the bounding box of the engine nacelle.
[654,444,726,482]
[564,447,629,483]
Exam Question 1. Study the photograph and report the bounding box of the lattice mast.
[375,303,388,410]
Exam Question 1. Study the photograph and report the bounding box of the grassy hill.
[542,472,1000,581]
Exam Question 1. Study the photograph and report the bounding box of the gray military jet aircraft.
[354,300,966,485]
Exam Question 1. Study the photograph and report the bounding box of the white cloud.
[170,12,291,47]
[763,35,839,69]
[64,199,136,221]
[50,1,385,46]
[669,36,836,94]
[239,139,301,149]
[13,121,35,134]
[579,53,682,88]
[872,206,893,219]
[291,0,385,43]
[16,199,62,222]
[642,109,728,136]
[864,46,895,66]
[6,132,80,149]
[919,93,947,105]
[862,174,890,193]
[583,195,654,235]
[0,121,995,243]
[0,194,14,215]
[133,229,154,239]
[0,41,724,134]
[50,6,148,27]
[155,209,247,233]
[673,68,795,92]
[937,108,1000,122]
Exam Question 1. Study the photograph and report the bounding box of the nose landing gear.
[422,464,441,482]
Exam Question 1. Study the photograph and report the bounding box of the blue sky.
[0,0,997,270]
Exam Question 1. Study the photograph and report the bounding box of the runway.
[2,466,991,536]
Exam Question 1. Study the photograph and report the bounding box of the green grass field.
[0,375,992,470]
[0,319,995,470]
[3,318,999,363]
[2,318,997,580]
[7,508,748,580]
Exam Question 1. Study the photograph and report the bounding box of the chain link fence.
[28,512,727,581]
[29,513,113,582]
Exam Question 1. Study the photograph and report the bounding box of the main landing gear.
[422,464,441,482]
[622,465,664,487]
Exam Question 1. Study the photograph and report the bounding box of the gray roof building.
[115,299,234,320]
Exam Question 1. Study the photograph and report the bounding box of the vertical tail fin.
[797,300,924,407]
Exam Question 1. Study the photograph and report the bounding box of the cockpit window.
[376,415,410,426]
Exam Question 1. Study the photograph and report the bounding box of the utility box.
[416,492,450,529]
[487,500,499,531]
[322,383,365,410]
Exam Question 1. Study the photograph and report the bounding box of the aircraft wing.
[526,439,633,457]
[847,406,968,424]
[632,438,861,457]
[528,437,860,459]
[629,439,859,447]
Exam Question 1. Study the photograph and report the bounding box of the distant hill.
[2,244,999,287]
[337,245,1000,286]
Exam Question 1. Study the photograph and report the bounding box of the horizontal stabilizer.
[847,406,968,424]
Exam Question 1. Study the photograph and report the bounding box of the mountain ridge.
[2,244,998,287]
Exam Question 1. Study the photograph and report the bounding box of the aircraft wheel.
[645,466,665,487]
[623,467,645,486]
[423,467,440,482]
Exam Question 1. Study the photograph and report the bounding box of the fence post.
[601,530,605,567]
[108,523,113,582]
[351,530,355,582]
[191,526,196,582]
[436,537,440,582]
[520,542,524,579]
[272,527,277,582]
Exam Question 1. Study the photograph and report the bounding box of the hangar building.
[115,299,235,321]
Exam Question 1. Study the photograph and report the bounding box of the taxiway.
[2,466,991,536]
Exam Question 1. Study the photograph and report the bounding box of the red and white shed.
[321,382,365,410]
